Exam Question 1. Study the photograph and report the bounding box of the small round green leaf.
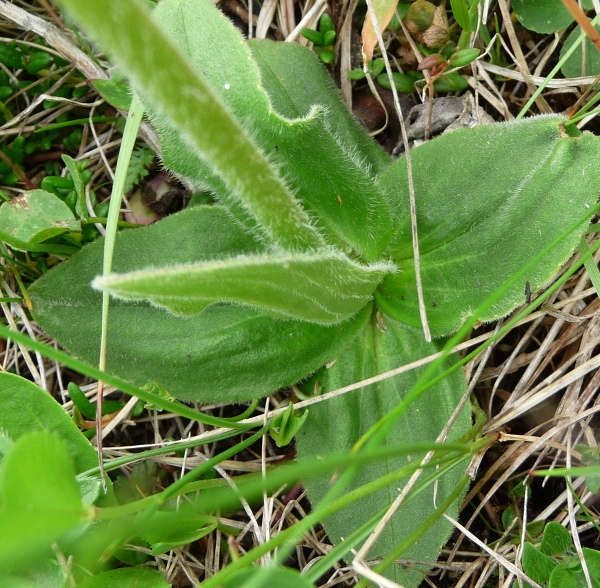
[0,189,80,248]
[513,0,575,33]
[26,52,52,75]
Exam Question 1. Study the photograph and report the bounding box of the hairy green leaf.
[522,542,556,584]
[30,207,370,402]
[93,252,392,324]
[377,116,600,336]
[540,521,573,556]
[144,0,392,260]
[296,313,471,587]
[58,0,321,252]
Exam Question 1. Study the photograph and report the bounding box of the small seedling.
[301,13,336,63]
[522,521,600,587]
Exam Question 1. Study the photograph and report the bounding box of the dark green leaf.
[522,542,556,583]
[0,44,22,69]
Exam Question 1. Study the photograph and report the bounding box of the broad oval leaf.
[30,207,371,402]
[296,314,471,587]
[93,252,393,324]
[377,116,600,336]
[0,372,97,475]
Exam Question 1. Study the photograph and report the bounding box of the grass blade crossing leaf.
[57,0,322,252]
[30,207,371,401]
[296,313,471,587]
[377,116,600,336]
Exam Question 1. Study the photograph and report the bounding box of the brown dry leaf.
[422,5,450,48]
[361,0,400,63]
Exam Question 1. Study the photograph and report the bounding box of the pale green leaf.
[0,432,88,572]
[0,189,80,248]
[93,252,392,324]
[145,0,392,260]
[377,116,600,336]
[296,314,471,587]
[58,0,321,252]
[30,207,370,402]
